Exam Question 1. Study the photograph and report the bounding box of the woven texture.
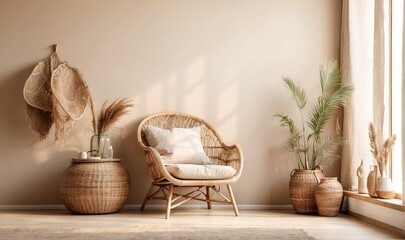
[137,112,243,186]
[137,112,243,218]
[376,190,396,199]
[60,159,129,214]
[314,177,343,217]
[23,47,92,146]
[51,63,90,146]
[51,63,89,120]
[289,169,324,214]
[23,51,61,140]
[376,177,396,199]
[23,51,61,112]
[24,104,53,140]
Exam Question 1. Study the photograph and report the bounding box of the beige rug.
[0,226,315,240]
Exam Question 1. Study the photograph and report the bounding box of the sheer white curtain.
[402,1,405,204]
[340,0,389,190]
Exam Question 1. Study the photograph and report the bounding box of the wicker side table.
[60,158,130,214]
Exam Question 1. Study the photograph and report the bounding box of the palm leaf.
[307,77,353,140]
[283,77,307,110]
[275,113,305,168]
[313,134,344,168]
[275,113,302,148]
[320,59,342,94]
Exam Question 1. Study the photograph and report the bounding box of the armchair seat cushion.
[165,164,236,180]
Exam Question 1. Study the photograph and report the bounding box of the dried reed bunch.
[368,122,396,177]
[95,98,134,135]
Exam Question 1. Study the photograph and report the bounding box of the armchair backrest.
[137,112,227,164]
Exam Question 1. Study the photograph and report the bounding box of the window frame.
[389,0,403,199]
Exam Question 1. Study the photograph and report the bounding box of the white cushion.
[143,125,172,154]
[143,125,212,165]
[165,164,236,180]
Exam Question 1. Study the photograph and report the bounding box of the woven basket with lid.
[60,158,129,214]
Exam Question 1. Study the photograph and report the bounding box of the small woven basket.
[60,159,130,214]
[315,177,343,217]
[376,190,395,199]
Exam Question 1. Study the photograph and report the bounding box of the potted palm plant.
[275,59,353,214]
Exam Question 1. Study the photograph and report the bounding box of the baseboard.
[348,211,405,237]
[124,204,293,210]
[0,204,293,211]
[0,205,66,210]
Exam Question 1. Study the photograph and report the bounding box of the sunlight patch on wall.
[165,72,178,110]
[185,57,205,87]
[139,57,208,115]
[217,80,239,141]
[144,77,166,111]
[183,57,206,112]
[29,143,52,164]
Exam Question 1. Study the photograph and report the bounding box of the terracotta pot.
[367,165,379,198]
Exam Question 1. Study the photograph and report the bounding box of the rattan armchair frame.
[137,112,243,219]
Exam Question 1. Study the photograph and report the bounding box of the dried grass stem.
[368,122,396,177]
[96,98,134,135]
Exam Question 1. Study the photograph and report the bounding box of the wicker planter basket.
[289,169,324,214]
[314,177,343,217]
[60,158,130,214]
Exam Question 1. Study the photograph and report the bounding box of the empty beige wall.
[0,0,341,206]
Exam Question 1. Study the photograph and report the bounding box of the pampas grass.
[368,123,381,167]
[368,122,396,177]
[95,98,134,135]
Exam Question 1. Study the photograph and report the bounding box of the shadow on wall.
[0,64,73,204]
[0,65,33,143]
[113,119,150,204]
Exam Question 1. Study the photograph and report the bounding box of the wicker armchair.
[137,112,244,219]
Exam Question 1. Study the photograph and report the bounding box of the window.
[390,0,403,197]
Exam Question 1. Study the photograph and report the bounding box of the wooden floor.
[0,208,403,239]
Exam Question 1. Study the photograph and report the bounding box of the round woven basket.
[314,177,343,217]
[289,169,324,214]
[60,159,130,214]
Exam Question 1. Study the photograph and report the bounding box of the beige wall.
[0,0,341,206]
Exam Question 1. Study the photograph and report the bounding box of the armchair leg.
[141,184,154,211]
[226,185,239,216]
[165,185,174,219]
[206,186,212,209]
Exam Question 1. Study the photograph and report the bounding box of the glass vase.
[90,133,113,158]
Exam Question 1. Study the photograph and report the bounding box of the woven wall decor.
[23,45,92,146]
